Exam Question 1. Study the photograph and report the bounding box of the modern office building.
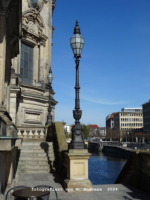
[114,108,143,141]
[142,100,150,134]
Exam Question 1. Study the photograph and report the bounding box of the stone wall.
[115,151,150,195]
[103,145,131,157]
[46,122,68,177]
[0,147,18,195]
[88,141,99,153]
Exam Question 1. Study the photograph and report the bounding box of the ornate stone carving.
[52,0,56,13]
[28,21,35,33]
[52,25,55,38]
[22,9,48,46]
[27,0,48,12]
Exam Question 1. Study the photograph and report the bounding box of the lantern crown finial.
[74,19,81,34]
[75,20,79,27]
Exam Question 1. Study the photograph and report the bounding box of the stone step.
[17,156,54,162]
[18,164,50,170]
[17,153,54,159]
[48,154,55,158]
[18,160,48,165]
[47,152,55,156]
[20,146,54,151]
[16,157,48,161]
[20,146,44,150]
[19,169,50,173]
[20,149,45,153]
[17,153,47,157]
[48,157,55,161]
[22,142,53,146]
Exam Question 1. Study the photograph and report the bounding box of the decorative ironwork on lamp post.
[69,20,87,149]
[46,68,53,125]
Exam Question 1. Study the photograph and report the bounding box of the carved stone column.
[0,11,6,106]
[44,0,52,82]
[33,45,39,84]
[39,44,44,82]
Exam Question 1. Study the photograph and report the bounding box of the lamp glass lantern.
[70,21,84,58]
[47,70,53,84]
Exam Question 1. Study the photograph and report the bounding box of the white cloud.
[80,95,130,105]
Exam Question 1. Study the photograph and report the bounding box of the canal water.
[88,152,127,185]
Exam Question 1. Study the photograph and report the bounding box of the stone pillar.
[39,44,44,82]
[10,93,17,124]
[44,0,52,83]
[0,11,6,106]
[64,149,92,192]
[33,45,39,84]
[12,56,18,74]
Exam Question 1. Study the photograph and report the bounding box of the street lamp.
[46,68,53,125]
[69,20,87,149]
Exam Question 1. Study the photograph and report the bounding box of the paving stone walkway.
[16,172,150,200]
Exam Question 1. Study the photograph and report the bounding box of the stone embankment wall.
[88,141,99,153]
[115,151,150,195]
[103,145,131,157]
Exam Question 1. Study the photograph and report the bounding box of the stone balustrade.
[17,128,46,138]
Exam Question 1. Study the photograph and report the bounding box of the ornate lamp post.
[69,20,87,149]
[46,68,53,125]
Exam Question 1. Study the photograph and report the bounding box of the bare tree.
[106,127,112,140]
[113,128,121,141]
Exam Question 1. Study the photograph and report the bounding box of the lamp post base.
[68,142,87,149]
[64,149,92,192]
[69,124,87,149]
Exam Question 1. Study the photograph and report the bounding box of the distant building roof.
[110,112,117,119]
[121,108,142,112]
[122,108,142,109]
[106,112,117,120]
[89,125,100,129]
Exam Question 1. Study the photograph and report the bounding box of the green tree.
[82,124,90,139]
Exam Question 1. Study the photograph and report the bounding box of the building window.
[20,43,33,85]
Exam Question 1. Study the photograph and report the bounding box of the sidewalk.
[16,172,150,200]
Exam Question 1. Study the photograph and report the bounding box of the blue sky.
[51,0,150,127]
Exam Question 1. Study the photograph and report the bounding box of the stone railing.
[17,128,46,138]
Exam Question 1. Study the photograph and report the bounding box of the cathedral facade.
[0,0,57,197]
[10,0,57,137]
